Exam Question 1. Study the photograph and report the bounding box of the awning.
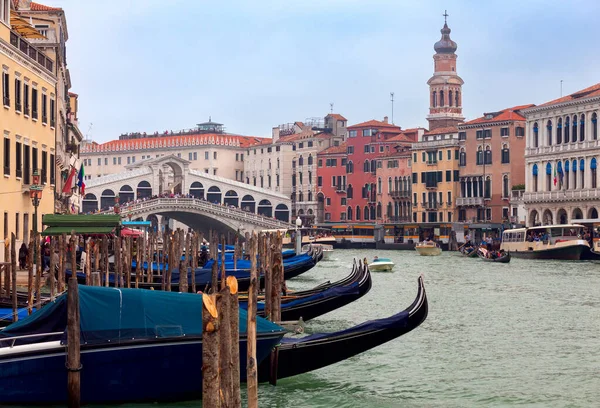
[121,228,143,237]
[42,226,115,236]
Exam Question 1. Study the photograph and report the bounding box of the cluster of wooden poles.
[13,228,288,408]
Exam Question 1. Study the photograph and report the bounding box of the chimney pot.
[383,116,389,124]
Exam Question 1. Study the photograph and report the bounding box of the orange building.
[456,105,532,223]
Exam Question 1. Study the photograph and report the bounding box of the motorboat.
[415,241,442,256]
[501,224,590,260]
[367,257,395,272]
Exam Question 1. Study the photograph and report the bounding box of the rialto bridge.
[83,155,292,234]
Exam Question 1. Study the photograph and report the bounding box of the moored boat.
[501,224,590,260]
[415,241,442,256]
[477,247,511,263]
[303,243,333,260]
[367,257,395,272]
[0,286,285,405]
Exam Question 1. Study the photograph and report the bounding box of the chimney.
[383,116,389,124]
[18,0,32,10]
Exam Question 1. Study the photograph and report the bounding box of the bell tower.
[427,11,465,131]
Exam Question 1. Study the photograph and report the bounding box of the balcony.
[526,140,600,156]
[259,170,264,176]
[384,216,412,223]
[307,165,314,172]
[335,185,347,194]
[389,190,411,198]
[9,31,54,73]
[456,197,484,206]
[275,168,280,175]
[423,202,439,210]
[523,188,600,203]
[425,183,438,190]
[426,160,438,166]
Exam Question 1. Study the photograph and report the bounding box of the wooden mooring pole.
[27,233,34,315]
[10,233,17,322]
[227,276,242,407]
[49,236,56,300]
[66,276,81,408]
[201,293,219,407]
[246,232,259,408]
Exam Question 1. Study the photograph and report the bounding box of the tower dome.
[434,23,457,54]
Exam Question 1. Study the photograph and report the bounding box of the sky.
[49,0,600,142]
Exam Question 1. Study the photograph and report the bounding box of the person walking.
[18,243,28,270]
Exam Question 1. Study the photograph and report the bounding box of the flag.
[77,163,85,195]
[553,165,557,186]
[62,167,76,194]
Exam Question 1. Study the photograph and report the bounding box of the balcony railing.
[456,197,485,206]
[523,188,600,203]
[335,185,347,193]
[9,31,54,73]
[389,190,411,198]
[426,160,438,166]
[384,216,412,223]
[526,140,600,156]
[423,202,439,210]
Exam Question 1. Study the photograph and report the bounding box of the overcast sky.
[51,0,600,142]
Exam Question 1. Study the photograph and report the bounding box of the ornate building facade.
[523,84,600,226]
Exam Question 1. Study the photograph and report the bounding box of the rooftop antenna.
[85,123,93,141]
[560,80,563,97]
[330,103,334,113]
[390,92,395,124]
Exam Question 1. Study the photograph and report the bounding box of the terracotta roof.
[318,142,347,155]
[386,133,415,143]
[538,83,600,107]
[82,134,268,153]
[278,129,315,142]
[347,119,401,130]
[424,126,459,136]
[68,92,78,97]
[326,113,347,121]
[30,2,62,11]
[463,104,534,126]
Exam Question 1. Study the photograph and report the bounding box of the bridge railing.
[118,197,293,229]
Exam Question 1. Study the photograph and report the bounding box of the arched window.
[347,184,353,198]
[347,206,353,221]
[308,191,313,202]
[557,118,563,144]
[308,155,313,165]
[503,175,509,198]
[346,160,354,173]
[592,158,597,188]
[298,192,303,202]
[572,115,578,142]
[565,117,570,143]
[277,158,280,168]
[532,164,538,192]
[460,179,466,197]
[459,149,466,166]
[356,206,361,220]
[268,158,272,169]
[378,177,382,193]
[479,177,484,197]
[432,91,437,108]
[580,114,585,142]
[473,177,479,197]
[476,146,483,165]
[370,160,376,174]
[572,159,578,189]
[363,161,370,173]
[455,90,459,107]
[580,159,585,188]
[370,206,376,220]
[485,146,492,164]
[546,120,552,145]
[449,90,453,107]
[440,90,445,106]
[501,144,510,164]
[364,206,369,221]
[376,202,382,219]
[485,176,491,199]
[593,113,598,140]
[388,177,392,193]
[533,122,539,148]
[546,162,552,191]
[387,202,393,219]
[466,178,472,197]
[299,155,304,166]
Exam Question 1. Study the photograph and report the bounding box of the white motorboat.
[415,241,442,256]
[367,257,395,272]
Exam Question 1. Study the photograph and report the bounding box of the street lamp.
[29,170,43,268]
[295,216,302,254]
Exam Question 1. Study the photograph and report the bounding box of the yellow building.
[0,1,57,254]
[410,126,461,223]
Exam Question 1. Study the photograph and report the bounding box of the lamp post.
[295,216,302,254]
[29,170,43,269]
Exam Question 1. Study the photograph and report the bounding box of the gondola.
[460,245,479,258]
[239,259,372,322]
[257,275,428,383]
[0,286,285,405]
[477,248,511,263]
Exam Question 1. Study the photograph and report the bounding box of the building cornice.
[458,120,525,130]
[0,37,56,84]
[522,96,600,115]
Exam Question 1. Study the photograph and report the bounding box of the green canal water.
[15,249,600,407]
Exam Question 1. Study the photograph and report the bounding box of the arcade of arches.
[527,206,598,227]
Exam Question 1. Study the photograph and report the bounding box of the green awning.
[42,226,116,236]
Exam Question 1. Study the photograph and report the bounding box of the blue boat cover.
[0,286,284,346]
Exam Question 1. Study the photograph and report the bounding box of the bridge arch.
[258,199,273,217]
[275,203,289,222]
[207,186,222,204]
[189,181,204,199]
[119,185,135,204]
[241,195,255,213]
[137,180,152,199]
[101,189,116,210]
[224,190,239,207]
[82,193,98,213]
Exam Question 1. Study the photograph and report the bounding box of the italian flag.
[553,164,557,186]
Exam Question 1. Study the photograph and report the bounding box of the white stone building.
[522,83,600,226]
